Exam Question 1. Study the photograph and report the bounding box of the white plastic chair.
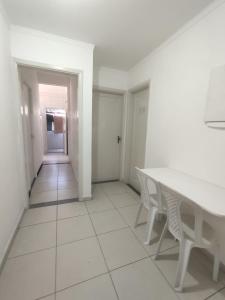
[154,183,220,292]
[134,167,167,245]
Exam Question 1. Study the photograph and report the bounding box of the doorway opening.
[18,65,80,203]
[46,108,67,154]
[38,82,68,164]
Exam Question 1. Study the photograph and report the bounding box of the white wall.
[128,0,225,263]
[39,84,68,110]
[10,26,94,199]
[68,76,79,184]
[93,66,128,91]
[19,67,43,175]
[0,5,27,266]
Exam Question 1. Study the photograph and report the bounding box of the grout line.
[84,200,120,300]
[205,286,225,300]
[56,234,96,248]
[55,164,59,300]
[149,252,183,300]
[35,293,55,300]
[57,213,88,221]
[85,206,116,215]
[108,195,150,257]
[54,271,109,295]
[109,256,150,272]
[20,219,57,228]
[7,245,57,260]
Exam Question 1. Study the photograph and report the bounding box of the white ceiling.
[3,0,214,70]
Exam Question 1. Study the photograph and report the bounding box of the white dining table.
[140,168,225,241]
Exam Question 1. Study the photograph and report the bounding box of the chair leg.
[213,244,220,282]
[144,206,157,245]
[174,240,193,292]
[154,220,168,260]
[134,203,143,228]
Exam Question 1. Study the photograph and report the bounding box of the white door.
[92,92,123,182]
[22,83,34,191]
[129,88,149,190]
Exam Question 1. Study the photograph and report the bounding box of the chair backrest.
[135,167,163,210]
[159,183,184,241]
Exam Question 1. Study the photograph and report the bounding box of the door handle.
[117,136,121,144]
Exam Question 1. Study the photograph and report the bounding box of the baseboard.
[126,183,140,195]
[0,208,25,273]
[92,179,119,184]
[37,163,43,176]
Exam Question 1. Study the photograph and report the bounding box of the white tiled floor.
[0,181,225,300]
[30,163,78,205]
[43,153,70,164]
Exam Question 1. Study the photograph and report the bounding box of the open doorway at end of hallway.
[39,84,68,157]
[45,108,67,154]
[18,65,80,207]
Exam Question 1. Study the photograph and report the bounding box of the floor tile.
[91,190,109,203]
[58,189,78,200]
[86,197,114,213]
[58,174,75,182]
[0,248,55,300]
[57,215,95,245]
[126,189,141,201]
[20,206,57,227]
[58,180,77,190]
[58,169,74,176]
[35,176,58,184]
[98,227,147,270]
[90,209,127,234]
[56,274,117,300]
[58,202,88,219]
[92,184,105,193]
[56,237,107,290]
[30,190,57,204]
[42,164,59,170]
[111,258,178,300]
[39,170,58,179]
[153,247,225,300]
[109,193,139,208]
[208,289,225,299]
[43,154,69,164]
[118,204,148,226]
[41,295,55,300]
[102,182,130,196]
[9,222,56,258]
[132,219,177,256]
[32,181,58,194]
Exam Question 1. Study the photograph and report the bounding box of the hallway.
[30,159,78,206]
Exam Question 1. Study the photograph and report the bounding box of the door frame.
[20,82,35,194]
[92,85,127,182]
[122,80,151,185]
[14,58,83,206]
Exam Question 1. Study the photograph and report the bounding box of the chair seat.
[182,214,215,246]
